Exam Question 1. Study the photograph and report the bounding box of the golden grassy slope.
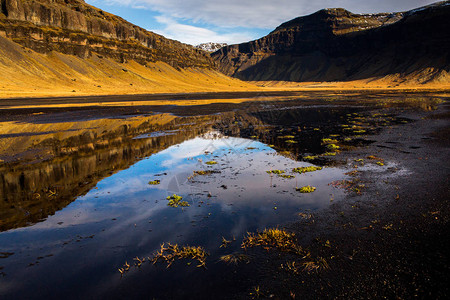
[0,36,259,98]
[254,69,450,91]
[1,35,448,101]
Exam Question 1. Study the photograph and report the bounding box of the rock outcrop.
[0,0,212,68]
[212,2,450,84]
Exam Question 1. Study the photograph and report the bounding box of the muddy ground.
[235,102,450,299]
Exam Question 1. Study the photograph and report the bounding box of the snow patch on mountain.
[195,43,228,52]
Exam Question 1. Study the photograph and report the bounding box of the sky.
[87,0,441,46]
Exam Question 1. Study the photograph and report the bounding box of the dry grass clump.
[241,228,306,256]
[301,256,330,272]
[241,228,329,273]
[367,155,384,162]
[220,236,234,248]
[118,242,209,275]
[330,179,365,195]
[321,138,338,144]
[220,253,251,265]
[152,243,208,268]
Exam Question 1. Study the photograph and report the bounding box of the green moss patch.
[266,170,285,175]
[166,194,189,207]
[292,166,322,174]
[296,185,317,193]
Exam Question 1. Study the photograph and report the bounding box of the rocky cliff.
[0,0,212,68]
[212,2,450,84]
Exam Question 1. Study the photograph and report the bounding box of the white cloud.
[153,15,255,45]
[101,0,439,29]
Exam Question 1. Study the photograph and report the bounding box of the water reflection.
[0,94,445,299]
[0,130,346,299]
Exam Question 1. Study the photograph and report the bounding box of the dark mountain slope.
[212,2,450,84]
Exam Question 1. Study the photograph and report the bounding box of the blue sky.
[87,0,440,45]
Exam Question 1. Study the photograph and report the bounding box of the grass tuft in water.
[166,194,189,207]
[326,144,340,151]
[330,179,365,195]
[302,256,329,272]
[353,129,366,134]
[277,135,295,139]
[321,138,338,144]
[220,236,233,248]
[303,155,318,160]
[266,170,285,175]
[296,185,316,193]
[321,152,337,156]
[279,174,295,179]
[220,253,250,265]
[241,228,307,256]
[188,170,221,180]
[152,243,208,268]
[292,166,322,174]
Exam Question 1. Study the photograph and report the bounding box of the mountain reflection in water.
[0,94,444,299]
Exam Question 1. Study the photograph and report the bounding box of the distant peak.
[321,8,352,14]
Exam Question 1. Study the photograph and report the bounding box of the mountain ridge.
[0,0,212,68]
[211,2,450,85]
[0,0,261,98]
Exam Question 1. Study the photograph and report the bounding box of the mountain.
[212,2,450,85]
[0,0,213,67]
[196,42,228,52]
[0,0,255,97]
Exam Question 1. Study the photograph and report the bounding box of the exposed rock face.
[0,0,213,68]
[212,2,450,83]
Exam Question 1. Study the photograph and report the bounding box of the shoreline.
[1,89,449,110]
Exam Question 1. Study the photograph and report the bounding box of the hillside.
[212,2,450,86]
[0,0,257,97]
[0,0,212,67]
